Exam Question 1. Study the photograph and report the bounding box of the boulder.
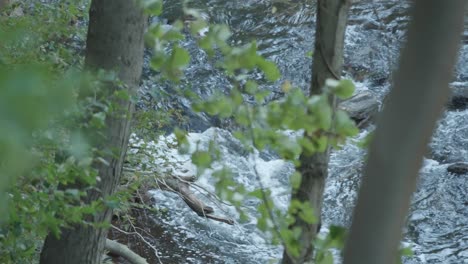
[339,91,379,128]
[447,83,468,111]
[447,162,468,175]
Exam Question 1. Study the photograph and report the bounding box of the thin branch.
[246,107,286,248]
[111,224,163,264]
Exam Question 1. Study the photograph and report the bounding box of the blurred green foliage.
[0,1,99,262]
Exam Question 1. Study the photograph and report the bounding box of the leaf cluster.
[0,2,136,262]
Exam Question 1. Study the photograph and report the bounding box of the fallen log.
[123,168,234,225]
[156,175,235,225]
[105,239,149,264]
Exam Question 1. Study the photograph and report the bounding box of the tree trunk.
[282,0,350,263]
[0,0,8,10]
[40,1,146,263]
[342,1,467,264]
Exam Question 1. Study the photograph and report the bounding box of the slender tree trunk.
[40,1,146,263]
[282,0,350,263]
[343,1,466,264]
[0,0,8,10]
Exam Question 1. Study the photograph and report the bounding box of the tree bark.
[282,0,350,263]
[0,0,7,10]
[40,1,146,263]
[343,1,467,264]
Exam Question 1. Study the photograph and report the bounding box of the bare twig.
[245,108,286,248]
[111,224,163,264]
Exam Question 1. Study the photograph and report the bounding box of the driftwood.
[123,168,234,225]
[106,167,234,263]
[156,175,235,225]
[105,239,149,264]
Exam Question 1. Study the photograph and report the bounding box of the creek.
[135,1,468,263]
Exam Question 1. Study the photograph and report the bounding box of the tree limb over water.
[124,168,235,225]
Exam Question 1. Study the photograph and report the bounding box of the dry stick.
[190,182,247,211]
[111,224,163,264]
[126,217,161,253]
[155,175,235,225]
[135,188,150,219]
[105,239,149,264]
[126,154,239,211]
[176,174,246,210]
[126,147,238,223]
[119,169,235,261]
[174,175,247,222]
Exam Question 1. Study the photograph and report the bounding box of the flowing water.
[136,1,468,263]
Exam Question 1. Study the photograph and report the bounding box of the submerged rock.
[447,83,468,111]
[339,91,379,127]
[447,162,468,175]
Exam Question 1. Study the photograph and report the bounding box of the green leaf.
[170,45,190,68]
[249,189,263,199]
[150,53,166,70]
[298,202,316,224]
[333,79,355,99]
[327,225,347,249]
[114,90,130,101]
[235,105,250,126]
[357,131,374,149]
[257,58,280,81]
[257,216,267,231]
[400,246,413,257]
[90,112,106,129]
[142,0,163,16]
[191,150,212,169]
[190,20,208,36]
[317,252,334,264]
[214,24,232,43]
[147,24,164,39]
[290,172,302,190]
[312,136,329,152]
[334,110,359,137]
[245,80,258,95]
[255,90,271,104]
[308,95,332,131]
[230,88,243,107]
[218,98,234,118]
[174,127,189,154]
[299,137,317,156]
[163,29,185,41]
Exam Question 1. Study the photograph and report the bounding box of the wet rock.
[362,20,382,31]
[448,97,468,111]
[447,162,468,175]
[447,83,468,111]
[9,6,23,17]
[339,91,379,128]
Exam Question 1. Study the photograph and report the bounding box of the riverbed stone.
[447,83,468,111]
[447,162,468,175]
[339,91,379,127]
